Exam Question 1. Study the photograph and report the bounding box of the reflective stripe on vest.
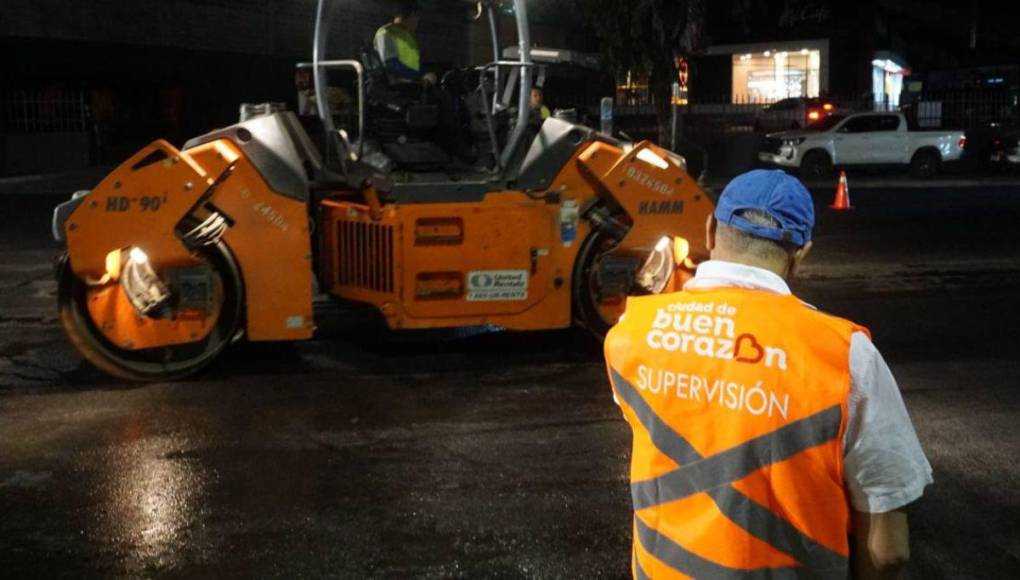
[374,23,420,81]
[613,370,846,578]
[634,544,651,580]
[605,288,868,579]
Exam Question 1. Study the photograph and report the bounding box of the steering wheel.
[441,68,467,96]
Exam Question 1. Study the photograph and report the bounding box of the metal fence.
[569,93,1020,179]
[1,90,92,134]
[603,93,1020,144]
[905,92,1019,129]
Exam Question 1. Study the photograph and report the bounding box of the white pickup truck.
[758,112,967,178]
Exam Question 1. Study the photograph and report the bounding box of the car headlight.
[783,138,806,147]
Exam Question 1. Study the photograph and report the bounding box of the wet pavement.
[2,187,1020,578]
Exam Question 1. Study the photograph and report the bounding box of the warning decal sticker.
[466,270,529,302]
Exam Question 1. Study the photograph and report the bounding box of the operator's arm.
[384,56,421,83]
[851,509,910,579]
[844,332,933,579]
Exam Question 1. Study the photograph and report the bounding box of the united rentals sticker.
[467,270,528,302]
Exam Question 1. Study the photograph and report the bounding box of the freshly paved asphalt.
[1,184,1019,578]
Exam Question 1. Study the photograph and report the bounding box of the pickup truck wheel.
[801,150,833,179]
[910,150,941,178]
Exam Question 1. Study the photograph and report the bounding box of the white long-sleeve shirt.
[682,260,934,513]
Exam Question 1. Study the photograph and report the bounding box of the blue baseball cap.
[714,170,815,247]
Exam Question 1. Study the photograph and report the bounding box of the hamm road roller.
[52,0,715,381]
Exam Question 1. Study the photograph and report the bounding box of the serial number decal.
[104,195,168,212]
[626,166,675,196]
[639,200,685,215]
[253,202,289,232]
[467,270,529,302]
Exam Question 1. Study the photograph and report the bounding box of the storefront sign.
[779,5,831,27]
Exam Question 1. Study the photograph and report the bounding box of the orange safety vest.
[604,286,869,579]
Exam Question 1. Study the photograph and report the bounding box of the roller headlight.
[121,247,171,317]
[636,237,673,294]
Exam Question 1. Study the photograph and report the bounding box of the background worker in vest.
[374,0,438,86]
[605,169,933,579]
[530,85,551,120]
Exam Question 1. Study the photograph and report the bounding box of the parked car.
[990,130,1020,172]
[758,112,967,178]
[754,97,841,132]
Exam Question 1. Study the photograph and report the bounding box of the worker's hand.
[851,509,910,579]
[423,72,439,86]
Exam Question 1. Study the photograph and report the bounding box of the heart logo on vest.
[734,333,764,364]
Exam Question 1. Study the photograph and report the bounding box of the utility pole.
[969,0,977,50]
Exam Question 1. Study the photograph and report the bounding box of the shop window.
[732,49,820,103]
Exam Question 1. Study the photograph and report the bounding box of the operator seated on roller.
[374,0,437,87]
[374,0,471,163]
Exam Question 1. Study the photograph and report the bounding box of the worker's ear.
[788,241,813,278]
[705,214,717,253]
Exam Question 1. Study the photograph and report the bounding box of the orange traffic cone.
[830,171,853,210]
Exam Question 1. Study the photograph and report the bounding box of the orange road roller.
[52,0,715,381]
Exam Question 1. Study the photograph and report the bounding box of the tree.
[566,0,706,145]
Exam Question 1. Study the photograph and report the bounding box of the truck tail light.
[958,136,967,150]
[808,110,821,121]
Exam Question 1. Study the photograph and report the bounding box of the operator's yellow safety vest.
[540,105,551,119]
[374,22,420,82]
[604,287,869,579]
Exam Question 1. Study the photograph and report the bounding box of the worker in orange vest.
[605,169,932,579]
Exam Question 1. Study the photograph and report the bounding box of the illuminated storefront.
[732,49,821,101]
[620,38,912,108]
[706,40,829,103]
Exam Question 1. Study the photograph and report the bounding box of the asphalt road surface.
[2,186,1019,579]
